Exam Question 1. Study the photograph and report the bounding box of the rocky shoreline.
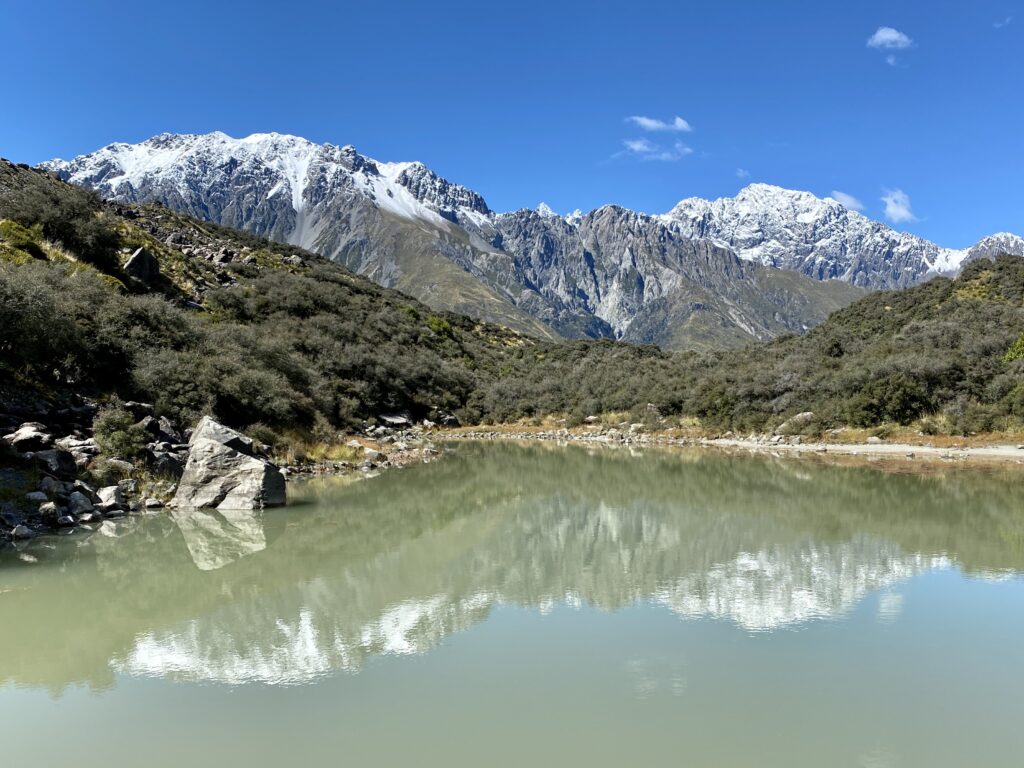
[1,405,442,544]
[442,426,1024,465]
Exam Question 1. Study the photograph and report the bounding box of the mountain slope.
[42,132,863,350]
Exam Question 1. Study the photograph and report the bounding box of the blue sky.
[2,0,1021,246]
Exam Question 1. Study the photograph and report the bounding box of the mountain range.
[41,132,1023,349]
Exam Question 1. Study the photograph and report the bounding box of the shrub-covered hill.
[478,257,1024,434]
[0,159,539,434]
[2,158,1023,438]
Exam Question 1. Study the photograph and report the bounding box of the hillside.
[475,256,1024,435]
[2,159,1023,439]
[41,132,865,350]
[0,159,536,434]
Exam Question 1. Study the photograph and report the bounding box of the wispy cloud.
[620,138,693,162]
[885,54,898,67]
[736,168,750,179]
[624,138,657,153]
[867,26,913,49]
[830,190,864,211]
[994,16,1012,29]
[881,189,916,223]
[626,115,693,132]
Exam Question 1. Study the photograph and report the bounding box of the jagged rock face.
[395,163,491,217]
[474,206,861,345]
[662,183,1021,289]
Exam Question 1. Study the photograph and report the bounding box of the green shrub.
[1004,333,1024,363]
[93,401,148,459]
[0,219,46,260]
[0,183,120,271]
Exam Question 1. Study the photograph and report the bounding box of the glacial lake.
[2,441,1024,767]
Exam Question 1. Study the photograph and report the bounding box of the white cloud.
[647,141,693,162]
[624,138,657,154]
[736,168,750,179]
[886,54,898,66]
[867,26,913,49]
[830,190,864,211]
[881,189,916,223]
[621,138,692,162]
[994,16,1012,29]
[626,115,693,132]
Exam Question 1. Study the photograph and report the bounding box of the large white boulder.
[170,417,285,510]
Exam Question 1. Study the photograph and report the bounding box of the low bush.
[93,400,148,459]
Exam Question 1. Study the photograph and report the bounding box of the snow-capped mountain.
[42,132,1018,348]
[662,183,1022,289]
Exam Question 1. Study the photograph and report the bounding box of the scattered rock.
[144,498,163,509]
[10,524,33,540]
[24,491,48,503]
[866,436,883,445]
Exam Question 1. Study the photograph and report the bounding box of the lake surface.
[2,441,1024,767]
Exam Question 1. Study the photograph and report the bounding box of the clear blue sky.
[2,0,1021,246]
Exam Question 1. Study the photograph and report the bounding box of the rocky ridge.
[43,132,869,349]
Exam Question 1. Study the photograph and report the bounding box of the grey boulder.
[97,486,125,508]
[2,423,52,452]
[171,417,285,510]
[124,246,160,284]
[33,449,78,479]
[774,411,816,436]
[68,491,95,515]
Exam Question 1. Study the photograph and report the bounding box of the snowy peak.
[41,131,491,231]
[660,183,997,288]
[962,232,1024,265]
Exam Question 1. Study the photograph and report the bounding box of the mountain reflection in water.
[1,441,1022,692]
